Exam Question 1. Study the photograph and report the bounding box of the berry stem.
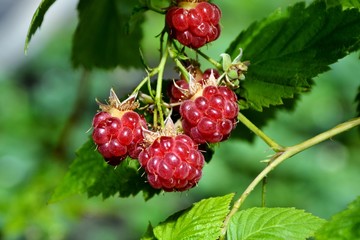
[195,49,222,70]
[174,57,191,83]
[219,117,360,239]
[132,68,159,95]
[237,112,284,152]
[261,174,267,207]
[168,45,191,83]
[154,37,170,127]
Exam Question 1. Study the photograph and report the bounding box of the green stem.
[220,117,360,239]
[132,68,159,95]
[261,175,267,207]
[154,38,170,127]
[195,49,222,70]
[238,112,284,152]
[173,57,190,82]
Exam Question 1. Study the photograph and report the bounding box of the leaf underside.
[227,207,326,240]
[152,193,234,240]
[25,0,57,53]
[50,139,159,203]
[71,0,144,69]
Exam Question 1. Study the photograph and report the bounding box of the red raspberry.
[180,84,238,144]
[138,134,205,192]
[92,110,147,165]
[166,1,222,48]
[92,89,147,166]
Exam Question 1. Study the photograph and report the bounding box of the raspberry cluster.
[166,1,221,48]
[138,134,204,191]
[90,1,245,192]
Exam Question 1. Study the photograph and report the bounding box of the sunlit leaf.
[153,194,234,240]
[227,207,326,240]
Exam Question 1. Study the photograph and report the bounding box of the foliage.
[315,196,360,240]
[151,194,234,240]
[228,1,360,111]
[71,0,144,69]
[228,0,360,140]
[51,139,159,202]
[227,207,326,240]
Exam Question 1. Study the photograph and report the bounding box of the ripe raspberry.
[139,134,204,192]
[92,90,147,166]
[180,82,238,144]
[166,1,222,48]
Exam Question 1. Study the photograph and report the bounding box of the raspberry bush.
[25,0,360,239]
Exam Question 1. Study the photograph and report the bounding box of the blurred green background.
[1,0,359,239]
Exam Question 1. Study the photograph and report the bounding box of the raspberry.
[139,134,204,191]
[92,89,147,165]
[138,119,205,192]
[166,1,222,48]
[92,110,147,165]
[180,83,238,144]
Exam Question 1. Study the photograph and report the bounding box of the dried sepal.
[96,88,140,117]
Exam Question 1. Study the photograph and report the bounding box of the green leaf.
[141,223,157,240]
[72,0,144,69]
[50,139,159,202]
[25,0,57,53]
[227,207,326,240]
[227,1,360,111]
[315,196,360,240]
[153,193,234,240]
